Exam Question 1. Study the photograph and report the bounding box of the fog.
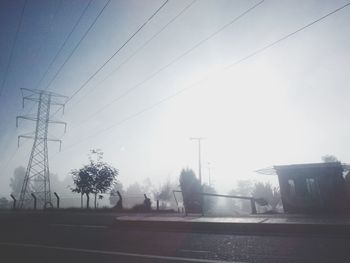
[1,0,350,201]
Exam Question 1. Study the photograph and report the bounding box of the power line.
[49,0,170,119]
[49,0,169,119]
[58,75,212,153]
[0,1,93,172]
[56,1,350,153]
[72,0,197,108]
[21,0,65,116]
[65,0,170,104]
[52,0,264,135]
[28,0,63,77]
[36,0,93,92]
[23,0,93,116]
[72,0,264,125]
[224,1,350,70]
[42,0,112,92]
[0,0,28,96]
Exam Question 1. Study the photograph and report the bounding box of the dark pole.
[54,192,60,209]
[250,199,257,214]
[172,190,180,213]
[116,191,123,209]
[207,162,212,186]
[31,193,37,210]
[10,194,16,209]
[198,139,202,185]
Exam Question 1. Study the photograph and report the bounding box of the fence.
[1,190,267,214]
[3,192,162,210]
[173,190,268,215]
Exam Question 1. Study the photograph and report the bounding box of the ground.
[1,211,350,262]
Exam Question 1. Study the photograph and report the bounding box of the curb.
[113,218,350,237]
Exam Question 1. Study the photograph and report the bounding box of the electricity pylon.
[17,88,67,209]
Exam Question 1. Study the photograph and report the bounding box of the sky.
[0,0,350,197]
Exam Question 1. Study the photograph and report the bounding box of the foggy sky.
[1,0,350,197]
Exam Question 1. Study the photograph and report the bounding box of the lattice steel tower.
[17,88,67,209]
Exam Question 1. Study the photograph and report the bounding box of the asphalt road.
[1,214,350,262]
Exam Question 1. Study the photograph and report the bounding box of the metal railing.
[173,190,267,215]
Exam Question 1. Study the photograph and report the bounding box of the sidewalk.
[114,213,350,236]
[116,213,350,224]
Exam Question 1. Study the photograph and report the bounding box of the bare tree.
[153,180,179,209]
[228,180,254,213]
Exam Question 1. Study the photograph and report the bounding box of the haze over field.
[1,0,350,197]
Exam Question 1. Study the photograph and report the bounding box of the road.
[1,213,350,262]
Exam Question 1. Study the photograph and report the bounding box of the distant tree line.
[6,152,345,213]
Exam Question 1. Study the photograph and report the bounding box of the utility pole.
[207,162,212,187]
[190,137,205,185]
[17,88,67,209]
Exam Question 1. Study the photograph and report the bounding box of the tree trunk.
[86,193,90,209]
[81,193,83,208]
[94,193,97,209]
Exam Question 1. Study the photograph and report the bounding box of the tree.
[179,168,202,213]
[123,182,144,208]
[228,180,254,213]
[142,178,154,194]
[251,182,281,211]
[235,180,254,195]
[71,166,94,208]
[322,155,340,163]
[10,166,72,202]
[9,166,26,197]
[121,179,157,208]
[202,183,217,213]
[50,173,72,195]
[0,197,9,209]
[153,180,179,209]
[71,149,118,208]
